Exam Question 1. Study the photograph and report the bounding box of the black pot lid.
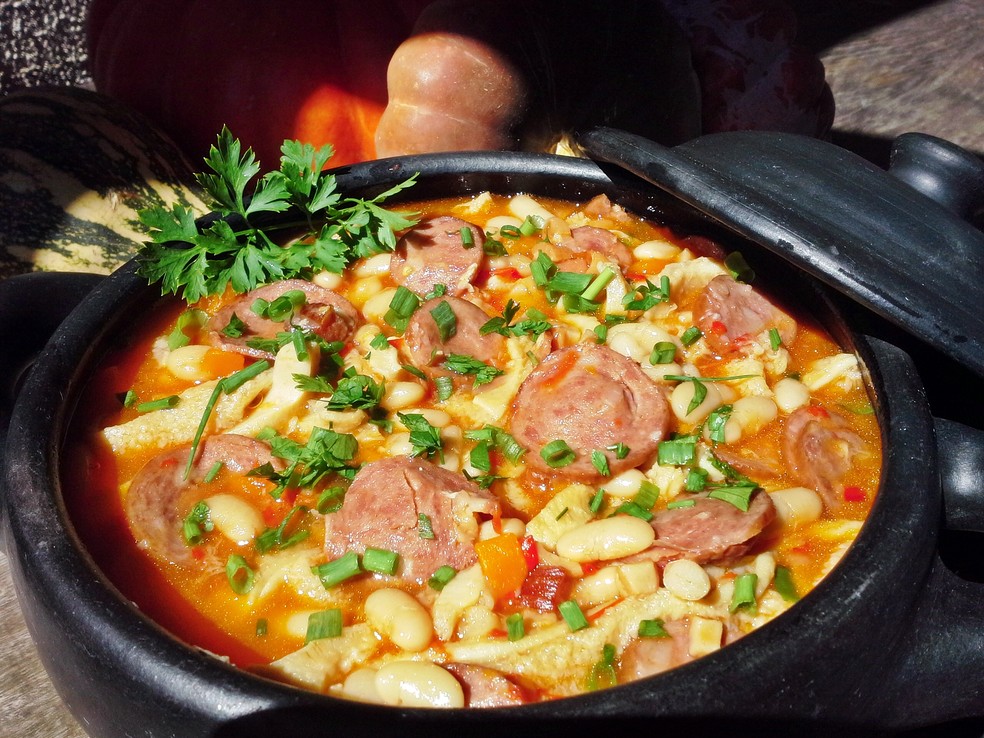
[579,127,984,378]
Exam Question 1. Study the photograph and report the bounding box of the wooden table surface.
[2,1,982,736]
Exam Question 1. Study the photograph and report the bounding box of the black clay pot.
[3,134,984,738]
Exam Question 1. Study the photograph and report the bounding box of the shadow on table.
[787,0,942,52]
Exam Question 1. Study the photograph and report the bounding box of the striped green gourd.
[0,86,207,278]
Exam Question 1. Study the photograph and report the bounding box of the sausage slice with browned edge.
[207,278,361,359]
[404,296,505,383]
[510,343,670,480]
[695,274,796,355]
[389,216,486,296]
[125,435,278,566]
[782,406,867,512]
[324,456,500,583]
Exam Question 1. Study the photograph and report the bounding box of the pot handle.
[0,271,103,472]
[937,418,984,532]
[888,133,984,224]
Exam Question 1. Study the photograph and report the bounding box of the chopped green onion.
[168,308,206,349]
[708,484,757,512]
[649,341,676,365]
[506,613,525,641]
[256,506,310,553]
[587,643,617,691]
[483,238,507,256]
[730,572,758,613]
[687,379,708,414]
[120,389,138,408]
[428,565,457,591]
[680,326,703,346]
[774,566,800,602]
[561,293,600,314]
[724,252,755,283]
[615,501,653,522]
[255,619,268,637]
[581,268,616,301]
[316,485,346,514]
[657,436,697,466]
[591,450,611,477]
[384,286,420,332]
[434,375,454,402]
[313,551,363,588]
[424,284,448,300]
[607,442,630,460]
[638,618,669,638]
[253,289,306,322]
[182,501,213,545]
[769,327,782,351]
[555,506,569,521]
[290,326,308,361]
[548,271,593,295]
[226,554,255,595]
[593,324,608,343]
[634,481,660,510]
[203,461,223,483]
[363,547,400,575]
[499,224,522,239]
[459,226,475,248]
[401,363,428,381]
[685,468,708,491]
[369,332,391,351]
[541,439,576,468]
[706,404,733,443]
[418,513,436,539]
[305,608,343,642]
[429,299,457,342]
[665,498,697,509]
[558,600,590,631]
[589,488,606,514]
[520,215,542,236]
[530,252,557,287]
[622,275,670,311]
[137,395,180,413]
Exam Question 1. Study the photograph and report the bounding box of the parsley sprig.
[138,127,418,303]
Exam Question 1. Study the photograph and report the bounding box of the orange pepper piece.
[475,533,528,600]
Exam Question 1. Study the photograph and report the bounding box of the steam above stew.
[66,186,880,707]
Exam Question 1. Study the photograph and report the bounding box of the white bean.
[731,395,778,435]
[573,566,621,608]
[670,381,725,425]
[339,668,382,704]
[662,559,711,601]
[769,487,824,528]
[165,344,212,382]
[633,239,681,260]
[374,661,465,709]
[555,516,656,562]
[311,270,344,290]
[353,252,393,278]
[545,216,572,245]
[204,494,263,546]
[364,588,434,653]
[603,469,648,499]
[361,285,397,322]
[383,381,427,411]
[508,193,555,224]
[479,518,526,540]
[385,432,414,456]
[415,408,451,428]
[773,377,811,413]
[753,552,776,597]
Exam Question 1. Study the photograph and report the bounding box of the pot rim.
[1,151,941,735]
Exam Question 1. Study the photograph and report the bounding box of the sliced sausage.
[556,226,633,270]
[389,216,486,296]
[324,456,500,583]
[208,279,361,359]
[627,491,776,566]
[444,663,527,708]
[510,344,670,480]
[694,274,796,355]
[404,296,505,383]
[125,435,277,566]
[618,619,692,682]
[712,447,782,480]
[782,406,867,512]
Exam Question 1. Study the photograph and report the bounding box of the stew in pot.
[65,185,881,707]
